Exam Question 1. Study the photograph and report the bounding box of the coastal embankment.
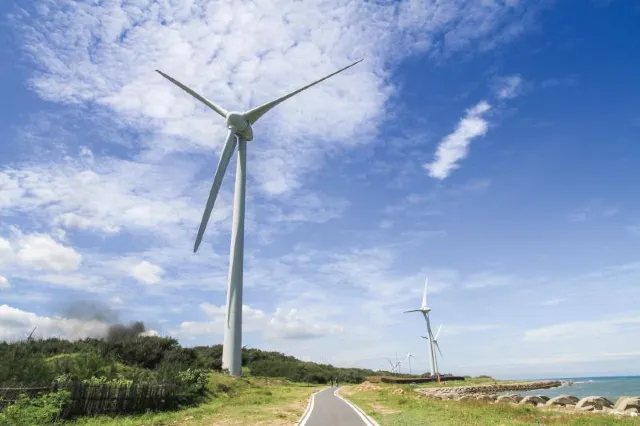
[417,380,562,398]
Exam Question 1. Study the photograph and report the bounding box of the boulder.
[456,395,476,402]
[497,394,522,403]
[576,396,614,410]
[577,405,594,412]
[546,395,580,407]
[614,396,640,413]
[536,395,550,402]
[476,395,497,402]
[519,395,546,406]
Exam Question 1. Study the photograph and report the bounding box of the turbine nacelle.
[226,112,253,141]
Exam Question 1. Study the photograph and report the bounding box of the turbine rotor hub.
[226,112,253,141]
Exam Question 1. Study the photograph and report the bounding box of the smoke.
[59,300,150,342]
[105,321,146,343]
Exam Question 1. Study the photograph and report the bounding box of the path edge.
[296,386,328,426]
[334,387,381,426]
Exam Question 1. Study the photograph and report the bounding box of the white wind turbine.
[422,324,444,377]
[156,59,363,377]
[404,276,440,380]
[405,352,416,375]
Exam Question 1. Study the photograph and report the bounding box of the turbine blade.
[242,59,363,124]
[403,309,422,313]
[194,130,238,252]
[422,276,428,308]
[421,335,429,340]
[434,325,443,340]
[436,342,444,359]
[156,70,228,118]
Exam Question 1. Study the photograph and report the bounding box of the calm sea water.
[516,376,640,400]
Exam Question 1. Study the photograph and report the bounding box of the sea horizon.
[515,375,640,400]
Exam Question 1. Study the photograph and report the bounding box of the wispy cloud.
[424,101,492,179]
[627,224,640,237]
[443,324,502,336]
[567,201,619,222]
[523,313,640,342]
[172,302,343,341]
[540,298,567,306]
[494,74,524,99]
[463,272,514,290]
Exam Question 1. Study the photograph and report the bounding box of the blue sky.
[1,0,640,379]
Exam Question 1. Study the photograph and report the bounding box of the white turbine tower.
[404,276,440,381]
[405,352,416,375]
[156,59,363,377]
[422,324,444,377]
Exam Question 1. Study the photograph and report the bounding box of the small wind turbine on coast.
[404,276,442,381]
[156,59,363,377]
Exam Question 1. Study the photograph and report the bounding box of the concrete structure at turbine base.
[156,60,363,376]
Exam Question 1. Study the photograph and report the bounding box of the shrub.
[0,390,71,426]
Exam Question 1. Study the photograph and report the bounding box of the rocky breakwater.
[415,382,640,418]
[416,380,562,400]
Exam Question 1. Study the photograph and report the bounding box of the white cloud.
[540,298,566,306]
[424,101,491,179]
[0,155,211,239]
[15,234,82,272]
[266,308,344,340]
[15,0,544,194]
[0,276,9,290]
[443,324,502,336]
[495,74,524,99]
[129,261,164,285]
[175,302,341,341]
[627,224,640,237]
[463,272,514,289]
[567,201,619,223]
[523,313,640,343]
[0,304,109,342]
[0,237,12,261]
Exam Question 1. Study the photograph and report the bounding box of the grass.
[67,373,322,426]
[341,383,638,426]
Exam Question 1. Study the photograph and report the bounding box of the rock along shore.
[415,381,640,417]
[416,380,562,397]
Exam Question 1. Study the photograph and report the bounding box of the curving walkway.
[298,386,379,426]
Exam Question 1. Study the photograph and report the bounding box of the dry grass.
[69,373,322,426]
[340,383,640,426]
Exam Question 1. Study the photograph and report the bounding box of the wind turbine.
[25,326,37,342]
[405,352,416,375]
[404,276,440,381]
[156,59,363,377]
[422,324,443,377]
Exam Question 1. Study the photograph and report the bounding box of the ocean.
[517,376,640,400]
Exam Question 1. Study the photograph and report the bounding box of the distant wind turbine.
[156,59,363,377]
[405,352,416,374]
[422,324,444,376]
[404,276,441,380]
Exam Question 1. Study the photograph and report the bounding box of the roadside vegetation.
[0,334,373,424]
[341,382,639,426]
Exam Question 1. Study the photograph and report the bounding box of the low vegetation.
[341,382,639,425]
[0,335,375,423]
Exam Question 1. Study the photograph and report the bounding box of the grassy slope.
[68,373,322,426]
[341,384,638,426]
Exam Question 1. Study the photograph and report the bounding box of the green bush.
[0,390,71,426]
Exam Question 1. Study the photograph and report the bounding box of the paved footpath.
[298,386,379,426]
